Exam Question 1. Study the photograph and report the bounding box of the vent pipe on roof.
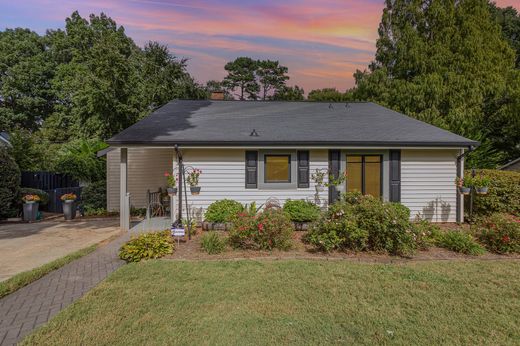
[328,103,333,109]
[250,129,259,137]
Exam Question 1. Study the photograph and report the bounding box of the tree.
[222,57,259,100]
[53,139,107,183]
[272,85,305,101]
[349,0,519,167]
[0,29,56,131]
[308,88,350,102]
[490,3,520,68]
[256,60,289,100]
[0,146,20,219]
[205,80,233,99]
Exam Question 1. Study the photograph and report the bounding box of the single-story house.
[499,157,520,172]
[105,100,478,229]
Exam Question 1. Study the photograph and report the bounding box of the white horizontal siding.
[401,149,458,222]
[107,148,329,213]
[178,149,329,214]
[107,148,174,211]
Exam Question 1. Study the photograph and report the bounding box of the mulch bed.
[165,228,520,263]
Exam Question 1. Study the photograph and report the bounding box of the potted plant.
[22,194,40,222]
[61,193,77,220]
[164,171,177,196]
[473,175,490,195]
[455,177,471,195]
[187,168,202,195]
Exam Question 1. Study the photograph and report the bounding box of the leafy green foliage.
[412,219,442,250]
[200,231,226,254]
[474,213,520,254]
[228,208,293,250]
[81,180,107,214]
[119,231,174,262]
[19,188,49,206]
[436,231,485,256]
[204,199,244,223]
[305,193,417,256]
[54,139,107,183]
[307,88,351,101]
[349,0,520,167]
[272,85,304,101]
[256,60,289,100]
[223,57,260,100]
[469,169,520,216]
[0,147,20,219]
[283,199,320,223]
[490,3,520,68]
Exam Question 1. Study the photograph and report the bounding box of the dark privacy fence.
[21,172,81,213]
[21,171,79,191]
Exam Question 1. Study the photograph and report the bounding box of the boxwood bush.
[474,213,520,254]
[283,199,320,223]
[0,147,20,219]
[305,192,417,256]
[204,199,244,223]
[82,180,106,214]
[468,169,520,216]
[228,208,293,250]
[119,230,174,262]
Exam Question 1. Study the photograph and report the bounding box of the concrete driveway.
[0,217,122,282]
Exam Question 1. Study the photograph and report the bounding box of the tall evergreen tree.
[256,60,289,100]
[350,0,519,167]
[222,57,259,100]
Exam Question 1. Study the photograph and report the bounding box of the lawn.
[23,259,520,345]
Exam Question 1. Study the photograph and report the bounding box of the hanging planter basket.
[190,186,201,195]
[167,187,178,196]
[459,187,471,195]
[476,187,489,195]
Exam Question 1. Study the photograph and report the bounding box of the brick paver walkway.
[0,233,130,346]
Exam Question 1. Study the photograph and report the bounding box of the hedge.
[0,147,20,219]
[467,169,520,216]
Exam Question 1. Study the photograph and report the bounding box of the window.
[264,155,291,183]
[346,155,382,197]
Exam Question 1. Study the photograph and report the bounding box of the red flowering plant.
[228,208,293,250]
[474,213,520,254]
[187,168,202,187]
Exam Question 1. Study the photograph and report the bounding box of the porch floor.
[130,217,172,234]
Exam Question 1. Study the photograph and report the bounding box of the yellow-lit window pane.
[365,156,381,163]
[347,160,362,193]
[365,162,381,197]
[347,155,362,163]
[265,155,290,182]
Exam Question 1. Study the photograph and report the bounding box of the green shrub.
[436,230,485,256]
[0,147,20,219]
[305,193,417,256]
[412,219,442,250]
[201,231,226,254]
[19,188,49,206]
[204,199,244,223]
[468,169,520,216]
[228,208,293,250]
[54,139,107,183]
[474,213,520,254]
[283,199,321,223]
[119,230,174,262]
[82,180,106,214]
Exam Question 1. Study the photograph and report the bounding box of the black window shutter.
[389,149,401,202]
[245,151,258,189]
[328,150,341,204]
[297,151,310,188]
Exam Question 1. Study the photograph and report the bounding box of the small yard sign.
[171,227,185,237]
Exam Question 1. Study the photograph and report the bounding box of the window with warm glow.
[265,155,291,183]
[346,155,381,197]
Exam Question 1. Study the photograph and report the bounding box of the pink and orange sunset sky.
[2,0,519,92]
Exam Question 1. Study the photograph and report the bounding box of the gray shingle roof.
[107,100,478,147]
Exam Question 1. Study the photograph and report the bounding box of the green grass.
[23,259,520,345]
[0,244,97,299]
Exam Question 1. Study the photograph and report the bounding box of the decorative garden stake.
[22,194,40,222]
[61,193,77,220]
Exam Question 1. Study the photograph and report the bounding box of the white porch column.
[456,149,465,224]
[120,147,129,231]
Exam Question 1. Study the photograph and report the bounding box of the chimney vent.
[210,91,225,100]
[250,129,259,137]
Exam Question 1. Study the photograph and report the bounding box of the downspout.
[456,146,475,224]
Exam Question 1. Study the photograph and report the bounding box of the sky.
[1,0,519,93]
